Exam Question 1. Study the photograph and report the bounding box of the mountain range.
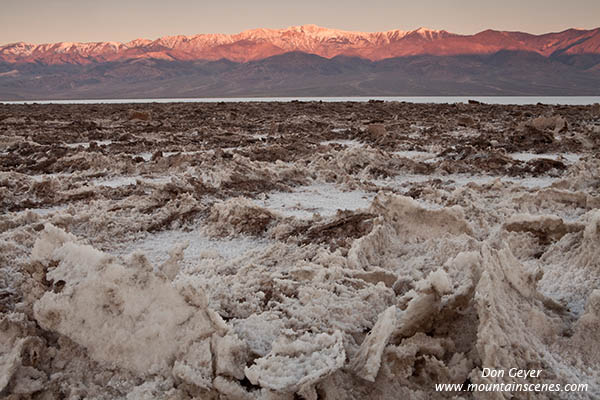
[1,25,599,100]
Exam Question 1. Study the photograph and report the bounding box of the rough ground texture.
[1,101,599,399]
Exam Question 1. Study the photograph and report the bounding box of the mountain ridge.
[2,25,600,100]
[2,25,600,65]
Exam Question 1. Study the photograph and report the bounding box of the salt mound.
[206,197,276,237]
[369,194,473,240]
[27,224,264,395]
[32,224,221,377]
[523,115,568,133]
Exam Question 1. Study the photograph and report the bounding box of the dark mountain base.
[1,51,599,100]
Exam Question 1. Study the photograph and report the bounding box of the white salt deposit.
[24,206,68,216]
[135,152,152,161]
[92,175,172,188]
[136,151,199,161]
[64,140,112,149]
[163,150,202,157]
[321,139,362,147]
[115,227,273,266]
[509,152,582,163]
[255,183,375,219]
[30,173,73,182]
[392,150,437,162]
[376,173,560,191]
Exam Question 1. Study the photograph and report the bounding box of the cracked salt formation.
[245,331,346,393]
[1,102,600,398]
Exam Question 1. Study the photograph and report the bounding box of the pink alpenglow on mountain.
[2,25,599,99]
[2,24,600,64]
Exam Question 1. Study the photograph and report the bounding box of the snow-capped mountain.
[2,24,599,64]
[1,25,599,100]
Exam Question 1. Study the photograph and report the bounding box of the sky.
[1,0,599,44]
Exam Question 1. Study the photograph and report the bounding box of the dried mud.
[1,101,600,399]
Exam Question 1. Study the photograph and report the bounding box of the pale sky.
[1,0,599,45]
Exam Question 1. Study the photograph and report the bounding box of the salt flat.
[1,101,599,398]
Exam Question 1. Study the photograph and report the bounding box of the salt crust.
[3,155,600,397]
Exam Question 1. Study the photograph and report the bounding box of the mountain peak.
[289,24,323,31]
[414,27,435,33]
[126,38,152,47]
